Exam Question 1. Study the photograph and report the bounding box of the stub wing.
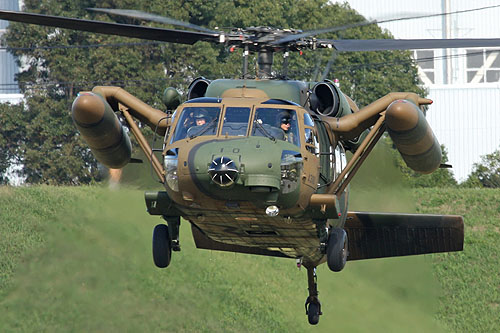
[191,224,290,258]
[189,211,463,262]
[345,211,464,261]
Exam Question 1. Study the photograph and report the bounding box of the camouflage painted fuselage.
[151,81,349,266]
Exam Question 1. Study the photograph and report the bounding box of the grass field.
[0,185,498,332]
[415,188,500,332]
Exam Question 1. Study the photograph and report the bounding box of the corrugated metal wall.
[428,85,500,180]
[0,0,20,95]
[0,0,18,29]
[342,0,500,181]
[344,0,442,38]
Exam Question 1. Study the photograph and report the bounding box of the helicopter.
[2,6,499,325]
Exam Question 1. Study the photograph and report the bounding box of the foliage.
[386,136,457,188]
[0,0,425,184]
[0,98,100,185]
[0,103,25,184]
[462,148,500,188]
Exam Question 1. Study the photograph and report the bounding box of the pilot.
[279,114,294,143]
[187,109,211,137]
[194,109,208,126]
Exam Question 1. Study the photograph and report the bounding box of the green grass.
[415,188,500,332]
[0,185,496,332]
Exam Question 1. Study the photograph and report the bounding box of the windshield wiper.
[189,117,218,139]
[253,119,276,141]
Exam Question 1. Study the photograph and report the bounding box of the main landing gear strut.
[303,227,349,325]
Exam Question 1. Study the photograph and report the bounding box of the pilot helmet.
[279,113,291,125]
[194,109,208,120]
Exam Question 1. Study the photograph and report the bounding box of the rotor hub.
[208,156,239,187]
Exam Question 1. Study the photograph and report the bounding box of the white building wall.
[0,0,20,98]
[342,0,500,181]
[0,93,22,103]
[427,85,500,180]
[344,0,500,38]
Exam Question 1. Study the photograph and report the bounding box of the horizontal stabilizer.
[345,211,463,261]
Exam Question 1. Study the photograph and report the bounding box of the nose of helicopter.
[177,138,302,208]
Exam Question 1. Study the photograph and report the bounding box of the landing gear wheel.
[327,227,348,272]
[307,301,320,325]
[152,224,171,268]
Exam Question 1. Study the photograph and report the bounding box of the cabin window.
[251,108,300,147]
[304,113,318,154]
[304,113,315,127]
[170,106,221,143]
[164,109,178,144]
[221,107,251,136]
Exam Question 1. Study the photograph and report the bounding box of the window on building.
[414,50,435,84]
[466,49,500,83]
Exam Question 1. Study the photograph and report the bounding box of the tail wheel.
[153,224,172,268]
[327,227,348,272]
[307,302,320,325]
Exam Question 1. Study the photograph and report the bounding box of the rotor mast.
[235,26,305,80]
[257,49,274,79]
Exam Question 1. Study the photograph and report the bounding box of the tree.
[462,148,500,188]
[0,0,426,184]
[0,102,25,184]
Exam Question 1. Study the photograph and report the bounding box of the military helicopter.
[2,6,499,325]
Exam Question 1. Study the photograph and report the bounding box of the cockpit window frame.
[251,106,301,147]
[219,106,253,137]
[303,113,319,154]
[165,102,316,152]
[168,104,223,144]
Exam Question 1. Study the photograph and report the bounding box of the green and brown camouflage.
[71,79,455,268]
[68,72,461,285]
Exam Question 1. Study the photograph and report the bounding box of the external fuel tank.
[71,92,132,168]
[386,99,442,174]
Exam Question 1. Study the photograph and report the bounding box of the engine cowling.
[187,77,211,100]
[309,80,352,118]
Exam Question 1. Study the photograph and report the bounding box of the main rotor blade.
[0,10,221,45]
[325,38,500,52]
[272,4,500,45]
[88,8,218,34]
